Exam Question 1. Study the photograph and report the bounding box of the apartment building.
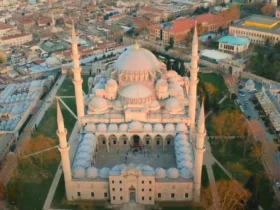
[0,33,33,47]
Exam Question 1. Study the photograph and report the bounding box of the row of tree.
[246,43,280,81]
[164,58,186,76]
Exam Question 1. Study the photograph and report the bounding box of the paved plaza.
[95,146,177,168]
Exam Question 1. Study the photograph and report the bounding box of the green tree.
[166,59,171,70]
[169,37,174,49]
[179,60,186,76]
[218,26,223,34]
[173,60,179,72]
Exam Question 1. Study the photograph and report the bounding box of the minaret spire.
[56,99,72,200]
[188,20,199,134]
[71,20,85,128]
[193,101,206,202]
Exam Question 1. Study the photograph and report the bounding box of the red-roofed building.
[149,8,240,44]
[0,23,15,38]
[37,17,53,27]
[109,13,126,22]
[15,16,35,32]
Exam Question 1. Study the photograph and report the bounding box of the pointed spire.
[192,20,198,45]
[57,98,65,133]
[135,40,139,50]
[72,20,76,44]
[198,100,205,134]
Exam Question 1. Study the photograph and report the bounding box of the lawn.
[6,74,90,210]
[199,73,228,95]
[202,165,209,188]
[209,138,275,210]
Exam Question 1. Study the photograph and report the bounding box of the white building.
[56,22,206,206]
[218,36,250,54]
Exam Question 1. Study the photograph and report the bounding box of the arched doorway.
[131,135,140,146]
[165,135,174,145]
[154,135,163,146]
[144,134,152,146]
[98,134,106,145]
[108,134,117,146]
[129,185,136,202]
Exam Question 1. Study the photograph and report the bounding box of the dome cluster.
[84,122,188,133]
[174,133,194,172]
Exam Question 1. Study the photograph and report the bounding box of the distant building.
[0,33,33,47]
[218,36,250,54]
[0,22,14,38]
[199,49,233,64]
[229,15,280,45]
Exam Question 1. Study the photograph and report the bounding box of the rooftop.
[231,15,280,35]
[218,36,250,45]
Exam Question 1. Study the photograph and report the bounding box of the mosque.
[56,22,206,206]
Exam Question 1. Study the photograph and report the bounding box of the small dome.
[78,145,92,153]
[154,123,164,132]
[142,165,154,171]
[176,123,188,132]
[175,133,188,141]
[97,124,107,132]
[155,167,166,179]
[119,124,128,132]
[106,79,118,86]
[112,165,122,171]
[120,84,153,101]
[73,167,86,178]
[165,124,175,132]
[166,70,178,78]
[75,153,90,161]
[165,97,184,112]
[83,133,95,140]
[84,124,96,132]
[88,96,108,112]
[177,146,191,154]
[156,79,167,87]
[166,168,179,179]
[144,123,152,132]
[99,167,110,178]
[129,121,143,131]
[108,124,118,132]
[180,168,193,179]
[142,170,155,176]
[86,167,99,179]
[149,100,160,111]
[179,160,193,169]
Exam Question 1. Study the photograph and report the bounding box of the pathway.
[205,95,227,119]
[204,138,221,210]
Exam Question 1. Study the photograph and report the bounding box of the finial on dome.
[135,40,139,50]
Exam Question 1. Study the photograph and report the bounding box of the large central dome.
[115,46,159,73]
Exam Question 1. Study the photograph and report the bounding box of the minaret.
[194,102,206,202]
[189,21,199,134]
[72,21,85,128]
[56,99,72,200]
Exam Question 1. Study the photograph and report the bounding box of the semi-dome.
[115,46,159,73]
[88,96,108,112]
[108,124,118,132]
[149,100,160,111]
[165,123,175,132]
[142,165,154,171]
[120,84,153,103]
[155,167,166,179]
[119,123,128,132]
[86,167,99,179]
[144,123,152,132]
[106,79,118,87]
[165,97,184,112]
[84,123,96,132]
[111,165,122,171]
[73,167,86,178]
[156,79,168,87]
[166,70,178,78]
[129,121,143,131]
[166,168,179,179]
[99,167,110,178]
[180,168,193,179]
[154,123,164,132]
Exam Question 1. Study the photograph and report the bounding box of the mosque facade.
[56,22,206,205]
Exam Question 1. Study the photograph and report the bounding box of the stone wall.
[240,72,279,85]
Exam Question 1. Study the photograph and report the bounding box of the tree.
[102,54,106,59]
[169,37,174,49]
[245,175,261,210]
[0,181,5,200]
[204,82,218,96]
[226,162,252,179]
[202,180,251,210]
[173,60,179,72]
[7,185,16,203]
[20,135,58,177]
[178,60,186,76]
[231,93,237,101]
[212,110,247,152]
[250,141,265,163]
[261,3,275,16]
[218,26,223,34]
[165,59,171,70]
[0,51,7,63]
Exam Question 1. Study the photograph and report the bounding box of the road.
[236,79,280,200]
